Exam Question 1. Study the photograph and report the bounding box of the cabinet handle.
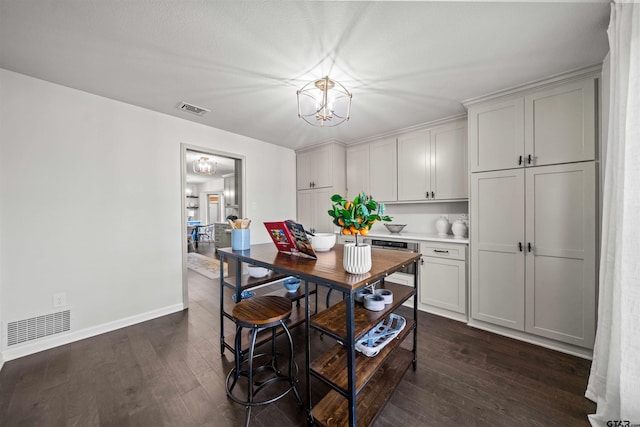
[433,249,449,254]
[518,242,523,252]
[426,192,429,199]
[527,154,532,165]
[518,155,523,166]
[431,191,435,198]
[527,242,532,252]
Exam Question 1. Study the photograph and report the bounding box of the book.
[263,220,317,259]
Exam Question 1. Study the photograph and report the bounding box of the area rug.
[187,252,228,279]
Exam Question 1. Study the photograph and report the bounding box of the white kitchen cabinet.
[398,119,467,201]
[524,78,596,166]
[419,241,467,322]
[467,76,596,173]
[468,98,524,173]
[346,143,370,197]
[346,137,397,202]
[296,142,345,233]
[470,162,596,348]
[369,137,397,201]
[470,169,526,330]
[296,143,341,190]
[397,129,431,201]
[297,187,335,234]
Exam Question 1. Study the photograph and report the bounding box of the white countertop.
[339,230,469,244]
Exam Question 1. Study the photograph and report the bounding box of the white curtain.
[586,2,640,426]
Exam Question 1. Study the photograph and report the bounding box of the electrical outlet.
[53,292,66,308]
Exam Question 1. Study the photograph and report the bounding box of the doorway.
[181,143,245,309]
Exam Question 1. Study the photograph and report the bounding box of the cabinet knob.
[527,154,532,165]
[527,242,532,252]
[518,155,523,166]
[431,191,435,198]
[518,242,523,252]
[426,192,429,199]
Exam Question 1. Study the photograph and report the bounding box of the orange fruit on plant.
[359,227,369,236]
[338,218,345,226]
[342,228,352,235]
[349,225,358,234]
[345,202,353,210]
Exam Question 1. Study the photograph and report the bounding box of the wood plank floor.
[0,263,595,426]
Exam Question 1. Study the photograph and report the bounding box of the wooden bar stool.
[225,296,302,426]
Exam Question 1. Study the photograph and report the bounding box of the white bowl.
[310,233,336,252]
[364,294,386,311]
[247,265,269,278]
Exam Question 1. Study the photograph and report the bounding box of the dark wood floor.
[0,251,595,426]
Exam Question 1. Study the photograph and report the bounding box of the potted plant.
[328,192,392,273]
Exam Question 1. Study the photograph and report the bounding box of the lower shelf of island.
[311,347,414,427]
[310,318,415,394]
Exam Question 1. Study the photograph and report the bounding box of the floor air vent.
[7,310,70,346]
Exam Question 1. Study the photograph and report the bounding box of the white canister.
[435,216,450,236]
[452,219,468,238]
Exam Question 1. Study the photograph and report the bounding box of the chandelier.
[297,76,352,127]
[192,157,217,175]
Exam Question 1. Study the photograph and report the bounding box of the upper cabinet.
[296,143,335,190]
[296,142,346,234]
[397,118,468,201]
[346,137,397,202]
[467,76,596,172]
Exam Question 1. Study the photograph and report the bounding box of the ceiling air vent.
[177,101,210,116]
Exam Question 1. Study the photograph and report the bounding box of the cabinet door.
[397,130,430,201]
[369,137,397,202]
[311,187,335,233]
[346,144,370,198]
[468,98,524,172]
[431,121,468,199]
[421,256,466,314]
[296,151,314,190]
[311,144,333,189]
[296,190,313,231]
[525,78,596,166]
[471,169,525,330]
[524,162,596,348]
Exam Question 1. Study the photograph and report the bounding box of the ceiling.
[0,1,610,150]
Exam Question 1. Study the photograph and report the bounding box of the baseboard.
[1,303,185,363]
[467,318,593,360]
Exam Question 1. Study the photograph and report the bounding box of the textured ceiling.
[0,1,610,150]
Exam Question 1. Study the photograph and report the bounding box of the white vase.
[343,243,372,274]
[452,219,468,238]
[435,216,450,236]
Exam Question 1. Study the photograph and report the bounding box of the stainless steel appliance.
[364,238,420,276]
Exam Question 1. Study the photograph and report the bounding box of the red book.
[263,220,317,259]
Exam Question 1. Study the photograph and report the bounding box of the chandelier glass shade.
[192,157,217,175]
[297,76,352,127]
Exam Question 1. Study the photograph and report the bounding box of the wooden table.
[218,243,421,426]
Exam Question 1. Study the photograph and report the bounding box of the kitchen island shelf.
[310,317,415,395]
[311,348,414,427]
[310,282,414,340]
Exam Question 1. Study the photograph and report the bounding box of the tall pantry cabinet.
[296,142,346,234]
[466,68,599,352]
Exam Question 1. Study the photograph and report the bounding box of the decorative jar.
[435,216,450,236]
[343,243,372,274]
[452,215,468,238]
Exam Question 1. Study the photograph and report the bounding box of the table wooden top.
[218,243,420,292]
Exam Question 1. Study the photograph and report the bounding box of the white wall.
[0,69,296,360]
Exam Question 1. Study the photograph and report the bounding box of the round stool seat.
[232,296,292,328]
